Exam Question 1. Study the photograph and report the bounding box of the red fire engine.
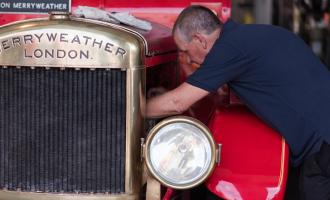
[0,0,289,199]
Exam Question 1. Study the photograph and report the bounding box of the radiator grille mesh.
[0,67,126,193]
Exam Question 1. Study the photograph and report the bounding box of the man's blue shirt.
[187,19,330,166]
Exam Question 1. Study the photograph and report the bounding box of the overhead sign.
[0,0,71,14]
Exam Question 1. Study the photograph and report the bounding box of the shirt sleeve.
[187,41,247,92]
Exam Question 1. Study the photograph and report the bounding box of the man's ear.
[193,32,207,49]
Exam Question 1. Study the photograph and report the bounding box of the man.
[146,5,330,200]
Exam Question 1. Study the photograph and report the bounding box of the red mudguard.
[206,105,289,200]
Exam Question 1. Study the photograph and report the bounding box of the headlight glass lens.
[148,122,213,187]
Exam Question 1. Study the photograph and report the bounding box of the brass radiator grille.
[0,67,126,193]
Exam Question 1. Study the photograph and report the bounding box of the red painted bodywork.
[0,1,289,199]
[0,0,231,27]
[207,106,289,200]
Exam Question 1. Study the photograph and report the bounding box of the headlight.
[145,116,216,189]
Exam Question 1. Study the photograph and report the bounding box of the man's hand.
[146,82,209,118]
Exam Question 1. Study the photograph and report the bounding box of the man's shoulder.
[221,21,296,46]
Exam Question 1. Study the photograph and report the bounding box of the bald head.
[173,5,223,42]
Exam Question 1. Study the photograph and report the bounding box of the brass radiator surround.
[0,13,146,199]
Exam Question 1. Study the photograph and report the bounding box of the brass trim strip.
[216,143,222,164]
[0,190,138,200]
[277,137,287,189]
[124,67,145,194]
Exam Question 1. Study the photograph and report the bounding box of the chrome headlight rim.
[145,116,216,190]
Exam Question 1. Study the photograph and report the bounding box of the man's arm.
[146,82,210,118]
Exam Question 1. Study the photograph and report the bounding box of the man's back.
[187,20,330,165]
